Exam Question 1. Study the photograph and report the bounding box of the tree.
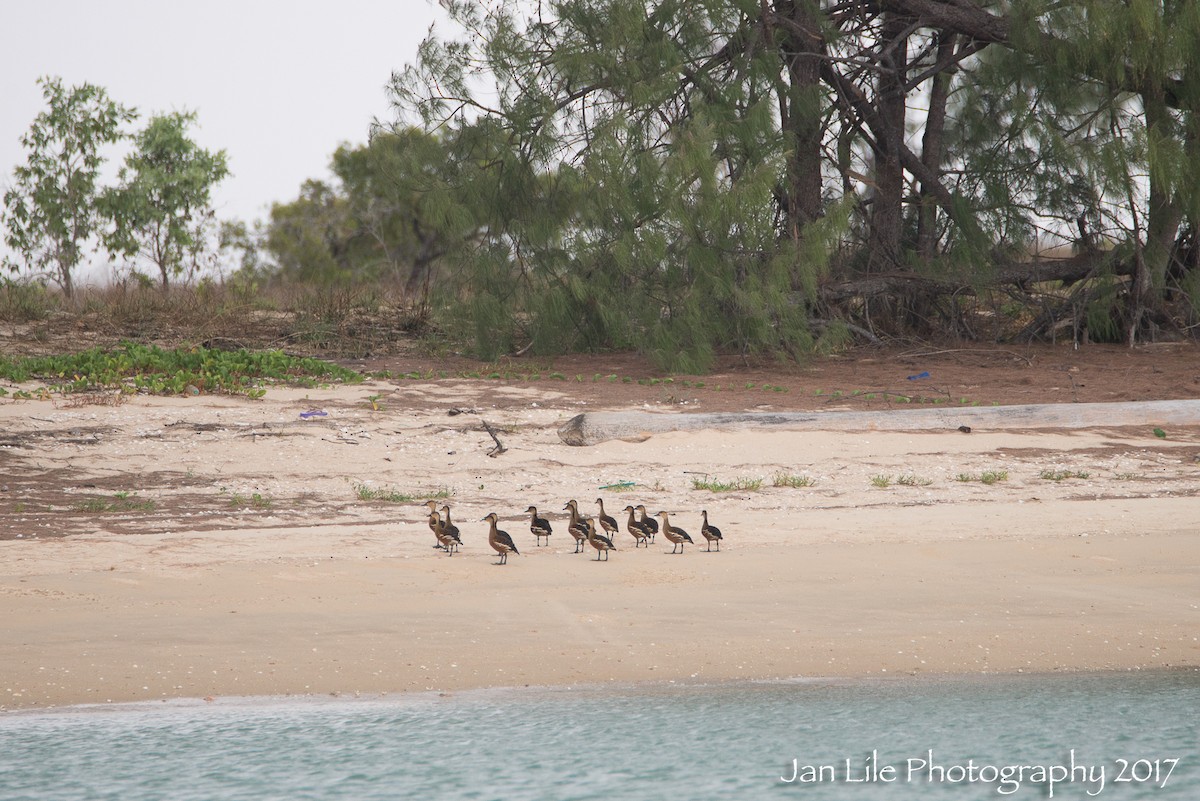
[333,129,472,297]
[261,130,479,298]
[100,111,229,289]
[264,179,359,284]
[389,0,1200,357]
[1,76,135,297]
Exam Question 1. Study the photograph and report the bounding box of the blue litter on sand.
[906,371,931,380]
[600,481,635,490]
[299,410,328,419]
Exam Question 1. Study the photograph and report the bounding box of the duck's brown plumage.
[585,518,616,561]
[424,500,446,550]
[636,504,658,542]
[525,505,552,546]
[622,505,651,548]
[700,510,723,552]
[595,498,619,537]
[563,500,590,553]
[656,511,693,554]
[483,512,519,565]
[440,505,462,553]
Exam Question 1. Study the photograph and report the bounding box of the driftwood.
[557,399,1200,446]
[481,419,507,457]
[817,252,1122,305]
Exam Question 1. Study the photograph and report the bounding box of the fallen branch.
[481,420,507,457]
[818,252,1124,305]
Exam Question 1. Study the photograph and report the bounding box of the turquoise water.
[1,671,1196,800]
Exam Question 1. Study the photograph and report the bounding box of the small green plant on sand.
[355,484,416,503]
[1039,469,1090,481]
[0,342,362,398]
[956,470,1008,485]
[75,492,156,513]
[691,476,763,492]
[870,474,892,488]
[772,473,815,488]
[896,474,933,487]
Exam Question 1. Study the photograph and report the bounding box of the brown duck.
[525,505,552,547]
[563,499,590,554]
[482,512,520,565]
[700,510,723,552]
[622,505,651,548]
[585,518,616,561]
[656,511,693,554]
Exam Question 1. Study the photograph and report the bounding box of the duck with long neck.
[562,500,589,554]
[622,505,650,548]
[440,505,462,553]
[424,500,446,551]
[636,504,658,543]
[483,512,519,565]
[525,505,552,547]
[594,497,619,538]
[585,519,616,561]
[700,510,723,552]
[656,511,693,554]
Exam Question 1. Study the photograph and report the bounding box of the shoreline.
[7,665,1198,717]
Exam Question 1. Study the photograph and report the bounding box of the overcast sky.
[0,0,452,228]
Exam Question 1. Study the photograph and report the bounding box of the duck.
[594,497,619,539]
[585,518,616,561]
[622,505,651,548]
[562,499,590,554]
[525,505,552,547]
[440,505,462,554]
[700,510,723,552]
[656,511,693,554]
[636,504,659,543]
[424,500,446,550]
[482,512,520,565]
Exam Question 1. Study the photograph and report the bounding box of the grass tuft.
[1039,469,1090,481]
[691,476,763,492]
[956,470,1008,485]
[74,493,156,513]
[354,484,416,503]
[772,473,815,488]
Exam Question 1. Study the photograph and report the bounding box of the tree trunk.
[915,31,958,260]
[57,258,74,298]
[1131,80,1184,343]
[866,12,909,273]
[774,1,826,245]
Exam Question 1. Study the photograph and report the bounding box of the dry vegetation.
[0,281,431,360]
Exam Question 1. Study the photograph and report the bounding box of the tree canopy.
[381,0,1200,365]
[2,79,231,294]
[1,77,135,296]
[261,130,477,296]
[100,111,230,289]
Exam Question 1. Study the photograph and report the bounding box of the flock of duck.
[422,499,724,564]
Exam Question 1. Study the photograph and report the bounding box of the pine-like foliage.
[385,0,1200,356]
[392,0,832,368]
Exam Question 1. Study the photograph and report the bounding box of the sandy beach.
[2,349,1199,710]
